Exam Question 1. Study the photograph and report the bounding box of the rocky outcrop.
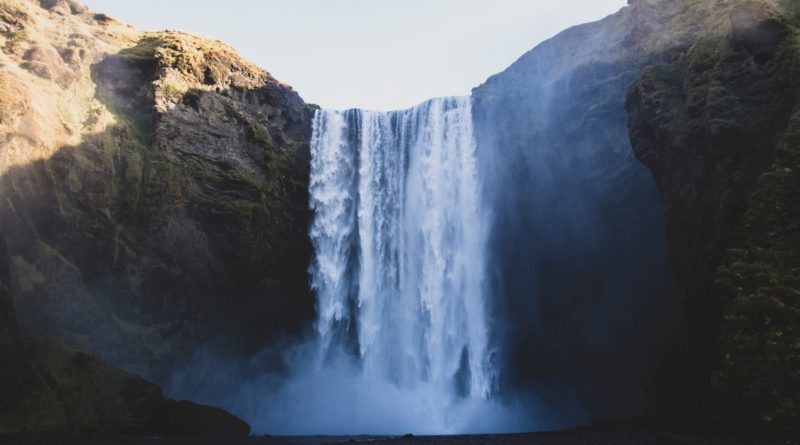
[3,233,249,436]
[0,0,315,381]
[0,336,250,436]
[626,0,800,434]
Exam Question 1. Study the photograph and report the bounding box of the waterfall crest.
[309,96,496,415]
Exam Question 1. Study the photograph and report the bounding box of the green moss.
[90,83,156,145]
[10,256,44,293]
[120,34,209,83]
[2,27,26,52]
[249,121,273,148]
[0,336,166,433]
[225,103,274,149]
[710,110,800,434]
[38,242,81,280]
[124,151,143,185]
[160,81,187,102]
[118,36,172,60]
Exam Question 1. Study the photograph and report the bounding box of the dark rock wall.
[471,5,682,425]
[473,0,799,433]
[626,0,800,434]
[0,336,250,436]
[0,233,18,338]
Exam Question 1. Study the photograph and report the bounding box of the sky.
[81,0,627,110]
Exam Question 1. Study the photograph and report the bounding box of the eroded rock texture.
[0,0,316,382]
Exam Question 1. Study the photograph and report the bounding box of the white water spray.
[305,97,500,432]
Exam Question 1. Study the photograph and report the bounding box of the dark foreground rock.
[2,233,248,437]
[0,336,250,437]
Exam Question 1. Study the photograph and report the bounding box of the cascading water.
[305,96,501,432]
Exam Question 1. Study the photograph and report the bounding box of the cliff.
[626,0,800,434]
[0,0,315,381]
[0,0,314,435]
[473,0,798,435]
[471,0,685,426]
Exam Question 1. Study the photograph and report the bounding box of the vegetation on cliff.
[0,0,315,384]
[0,336,250,436]
[626,0,800,435]
[0,0,313,434]
[474,0,799,435]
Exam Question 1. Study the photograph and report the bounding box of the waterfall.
[309,96,496,418]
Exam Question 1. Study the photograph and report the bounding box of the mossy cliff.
[474,0,799,435]
[0,0,316,383]
[1,233,249,436]
[0,0,311,435]
[0,336,250,436]
[626,0,800,435]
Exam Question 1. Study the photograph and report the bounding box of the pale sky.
[81,0,626,110]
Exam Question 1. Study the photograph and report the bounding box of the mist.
[471,13,684,424]
[163,78,681,435]
[165,340,547,435]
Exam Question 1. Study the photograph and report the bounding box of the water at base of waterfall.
[296,96,505,434]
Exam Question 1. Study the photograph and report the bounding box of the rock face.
[3,229,249,436]
[0,0,310,435]
[471,1,683,425]
[626,0,800,434]
[0,0,316,381]
[473,0,798,434]
[0,233,18,338]
[0,336,250,436]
